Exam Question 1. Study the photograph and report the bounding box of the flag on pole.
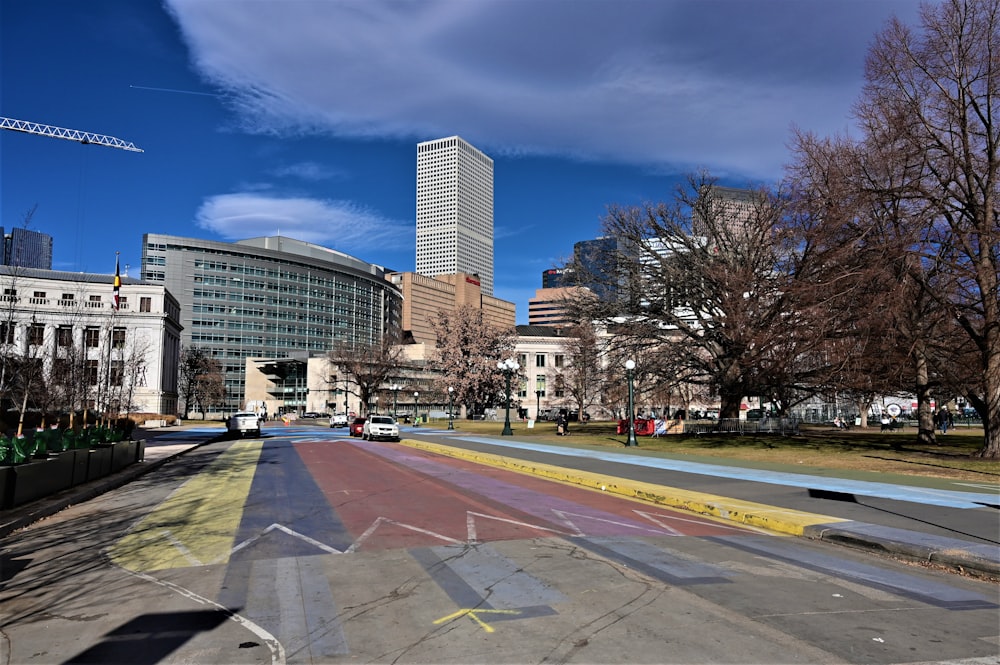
[113,253,121,311]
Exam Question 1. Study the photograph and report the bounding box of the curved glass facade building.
[141,234,402,412]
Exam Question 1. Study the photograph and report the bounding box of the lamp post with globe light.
[448,386,455,430]
[497,358,520,436]
[413,391,419,426]
[391,384,400,418]
[625,359,638,447]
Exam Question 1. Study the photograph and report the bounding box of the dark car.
[349,417,367,437]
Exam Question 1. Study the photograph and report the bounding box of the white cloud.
[269,161,345,182]
[194,193,412,253]
[166,0,920,181]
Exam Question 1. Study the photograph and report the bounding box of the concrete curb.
[399,438,1000,578]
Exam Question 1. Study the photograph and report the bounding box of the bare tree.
[179,346,215,417]
[859,0,1000,455]
[553,321,605,418]
[786,0,1000,455]
[192,356,225,419]
[327,335,403,416]
[569,175,822,419]
[433,305,517,417]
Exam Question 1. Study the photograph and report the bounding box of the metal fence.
[684,417,801,436]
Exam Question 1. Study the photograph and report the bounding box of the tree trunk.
[975,325,1000,457]
[719,390,743,420]
[913,345,936,446]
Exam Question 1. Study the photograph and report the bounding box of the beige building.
[527,287,585,327]
[387,271,515,354]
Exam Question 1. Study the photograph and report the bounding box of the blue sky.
[2,0,920,323]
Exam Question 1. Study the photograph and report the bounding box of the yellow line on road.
[107,440,263,572]
[398,439,847,536]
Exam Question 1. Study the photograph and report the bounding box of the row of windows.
[0,323,127,349]
[147,246,393,292]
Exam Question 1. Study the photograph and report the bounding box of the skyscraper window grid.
[416,136,494,295]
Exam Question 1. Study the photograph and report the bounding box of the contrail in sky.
[130,85,220,97]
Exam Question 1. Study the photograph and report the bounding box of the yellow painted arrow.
[433,608,521,633]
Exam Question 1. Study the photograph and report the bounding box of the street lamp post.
[535,389,542,422]
[497,358,520,436]
[625,359,638,447]
[413,391,419,427]
[391,384,400,417]
[448,386,455,430]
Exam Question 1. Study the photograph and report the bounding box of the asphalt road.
[0,423,997,664]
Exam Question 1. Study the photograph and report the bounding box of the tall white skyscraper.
[416,136,494,295]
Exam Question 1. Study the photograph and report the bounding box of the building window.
[535,375,546,397]
[84,327,101,348]
[554,354,564,369]
[535,354,546,368]
[57,326,73,347]
[112,327,126,349]
[28,323,44,346]
[85,360,99,386]
[110,360,124,387]
[140,297,152,312]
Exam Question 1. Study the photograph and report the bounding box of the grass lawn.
[424,418,1000,484]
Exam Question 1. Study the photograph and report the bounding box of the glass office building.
[141,234,402,412]
[0,227,53,269]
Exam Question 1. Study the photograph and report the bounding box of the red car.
[349,417,367,437]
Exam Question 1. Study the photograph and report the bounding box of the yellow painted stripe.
[398,439,847,536]
[107,440,263,571]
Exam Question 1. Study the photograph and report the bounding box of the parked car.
[349,417,367,437]
[362,415,400,441]
[302,411,323,419]
[329,413,349,428]
[227,412,261,438]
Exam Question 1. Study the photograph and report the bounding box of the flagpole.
[104,252,120,423]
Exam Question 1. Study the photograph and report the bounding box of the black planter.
[12,453,75,507]
[110,441,137,473]
[85,446,113,481]
[69,449,89,486]
[0,466,13,510]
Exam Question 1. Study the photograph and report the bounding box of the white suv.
[362,415,399,441]
[227,412,261,437]
[329,413,349,428]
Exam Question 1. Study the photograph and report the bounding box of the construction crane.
[0,116,143,153]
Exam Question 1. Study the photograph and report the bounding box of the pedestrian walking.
[937,407,951,434]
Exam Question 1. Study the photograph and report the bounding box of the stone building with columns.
[0,266,182,416]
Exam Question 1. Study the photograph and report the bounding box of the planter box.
[0,466,13,510]
[85,446,114,482]
[110,441,137,473]
[136,439,146,462]
[69,448,90,486]
[12,453,75,507]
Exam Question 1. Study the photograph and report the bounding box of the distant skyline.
[1,0,922,323]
